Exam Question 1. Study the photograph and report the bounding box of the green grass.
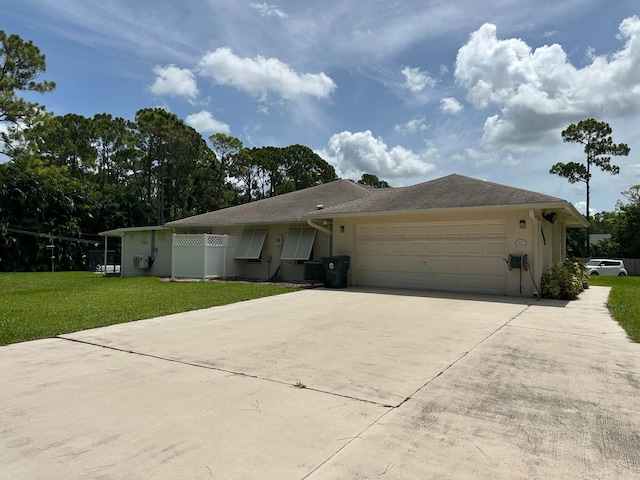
[0,272,299,346]
[589,275,640,342]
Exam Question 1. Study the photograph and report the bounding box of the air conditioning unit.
[133,255,150,269]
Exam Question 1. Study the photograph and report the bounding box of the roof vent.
[316,204,324,210]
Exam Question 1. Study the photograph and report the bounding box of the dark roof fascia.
[167,219,311,229]
[99,225,169,237]
[305,201,588,227]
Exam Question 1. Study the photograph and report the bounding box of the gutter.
[306,219,332,236]
[304,202,588,227]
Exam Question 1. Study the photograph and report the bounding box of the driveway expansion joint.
[57,335,394,408]
[392,304,532,409]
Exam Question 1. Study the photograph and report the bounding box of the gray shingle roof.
[165,179,378,226]
[309,174,567,215]
[165,174,581,227]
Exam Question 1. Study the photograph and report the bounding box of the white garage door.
[356,221,508,294]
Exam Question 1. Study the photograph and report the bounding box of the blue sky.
[3,0,640,214]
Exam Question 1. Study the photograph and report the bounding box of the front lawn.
[0,272,299,346]
[589,275,640,343]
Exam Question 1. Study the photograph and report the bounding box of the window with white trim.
[280,227,317,261]
[235,227,267,259]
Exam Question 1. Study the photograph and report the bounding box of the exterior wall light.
[340,225,345,233]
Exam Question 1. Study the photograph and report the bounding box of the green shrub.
[541,258,589,300]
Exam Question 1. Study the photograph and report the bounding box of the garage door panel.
[389,243,406,254]
[375,243,390,254]
[425,224,443,236]
[465,223,485,235]
[359,242,376,254]
[359,226,375,237]
[487,223,506,235]
[407,242,425,255]
[445,242,464,254]
[426,241,444,254]
[486,240,507,254]
[407,225,424,236]
[465,241,485,254]
[445,225,464,235]
[357,220,508,295]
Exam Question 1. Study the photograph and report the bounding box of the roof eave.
[304,201,589,226]
[99,225,168,237]
[164,218,310,228]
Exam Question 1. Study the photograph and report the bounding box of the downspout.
[103,236,108,276]
[529,209,540,295]
[119,231,125,278]
[151,230,156,268]
[306,219,332,236]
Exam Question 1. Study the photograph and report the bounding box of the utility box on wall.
[133,255,150,269]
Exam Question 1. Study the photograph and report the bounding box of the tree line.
[2,30,637,272]
[0,30,348,271]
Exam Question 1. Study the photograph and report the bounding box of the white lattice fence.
[172,234,239,279]
[175,235,204,247]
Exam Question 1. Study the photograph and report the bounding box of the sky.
[2,0,640,215]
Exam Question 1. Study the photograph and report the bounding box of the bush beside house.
[541,259,590,300]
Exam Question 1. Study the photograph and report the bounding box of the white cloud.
[197,47,336,101]
[440,97,464,114]
[628,164,640,177]
[449,147,519,167]
[185,110,230,135]
[401,66,435,93]
[574,201,595,217]
[317,130,437,180]
[249,3,288,19]
[149,64,199,100]
[454,16,640,149]
[394,117,429,134]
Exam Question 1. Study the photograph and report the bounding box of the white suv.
[586,259,627,276]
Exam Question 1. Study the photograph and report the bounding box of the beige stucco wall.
[206,223,331,282]
[330,208,567,297]
[125,206,570,295]
[121,230,172,278]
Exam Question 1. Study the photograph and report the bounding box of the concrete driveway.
[1,286,639,479]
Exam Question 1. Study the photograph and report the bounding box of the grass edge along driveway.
[590,275,640,343]
[0,272,299,346]
[1,272,638,346]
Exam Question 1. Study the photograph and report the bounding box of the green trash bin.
[322,255,350,288]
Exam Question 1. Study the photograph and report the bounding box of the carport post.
[222,235,227,279]
[171,234,176,281]
[103,236,108,275]
[202,233,207,280]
